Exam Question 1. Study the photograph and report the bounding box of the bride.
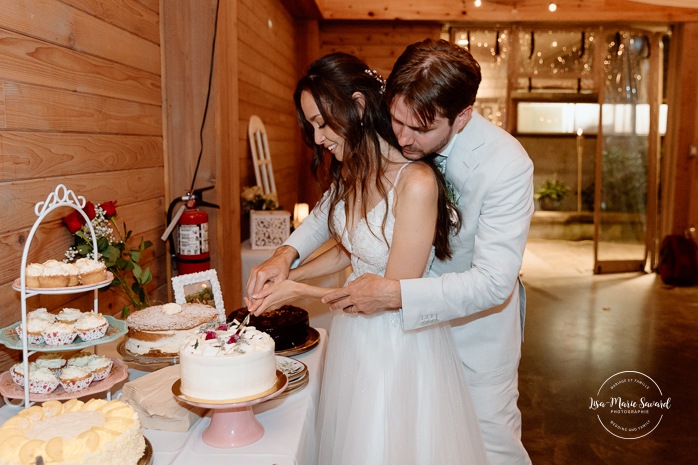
[246,52,488,465]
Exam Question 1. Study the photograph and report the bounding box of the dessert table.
[0,328,328,465]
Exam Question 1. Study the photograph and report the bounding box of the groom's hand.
[246,245,298,298]
[322,274,402,315]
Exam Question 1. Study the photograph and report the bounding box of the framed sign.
[171,269,225,320]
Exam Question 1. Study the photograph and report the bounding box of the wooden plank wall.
[318,21,442,84]
[0,0,166,373]
[235,18,444,215]
[238,0,306,231]
[160,0,306,309]
[160,0,223,289]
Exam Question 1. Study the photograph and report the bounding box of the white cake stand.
[171,371,288,448]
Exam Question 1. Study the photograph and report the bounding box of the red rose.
[83,202,96,220]
[62,211,85,234]
[101,201,117,218]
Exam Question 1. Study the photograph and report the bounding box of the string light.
[548,3,558,12]
[474,0,482,7]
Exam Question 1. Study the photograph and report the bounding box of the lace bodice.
[331,163,435,282]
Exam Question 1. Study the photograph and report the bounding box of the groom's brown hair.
[385,39,482,126]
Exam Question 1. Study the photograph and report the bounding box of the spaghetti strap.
[392,162,412,188]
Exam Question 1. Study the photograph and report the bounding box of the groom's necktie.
[435,154,447,175]
[435,154,460,206]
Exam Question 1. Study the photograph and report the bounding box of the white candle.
[293,203,309,228]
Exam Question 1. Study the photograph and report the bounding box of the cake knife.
[235,312,252,335]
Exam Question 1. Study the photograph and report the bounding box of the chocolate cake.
[227,305,310,350]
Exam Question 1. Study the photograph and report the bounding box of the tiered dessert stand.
[0,185,127,408]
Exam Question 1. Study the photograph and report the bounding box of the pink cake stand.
[172,371,288,448]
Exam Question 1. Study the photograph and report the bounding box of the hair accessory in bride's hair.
[364,69,386,94]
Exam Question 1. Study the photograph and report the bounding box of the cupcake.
[87,356,113,381]
[9,362,37,387]
[11,363,60,394]
[75,313,109,341]
[15,318,53,345]
[42,322,78,346]
[35,353,67,375]
[28,366,60,394]
[64,262,80,286]
[59,366,94,392]
[25,263,44,288]
[56,307,83,324]
[75,258,107,285]
[27,308,56,323]
[66,350,97,368]
[40,259,71,287]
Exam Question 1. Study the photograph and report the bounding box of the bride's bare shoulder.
[395,162,438,199]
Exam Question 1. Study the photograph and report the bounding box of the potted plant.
[535,179,570,211]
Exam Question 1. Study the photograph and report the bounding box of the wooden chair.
[248,115,277,195]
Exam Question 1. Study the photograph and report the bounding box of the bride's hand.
[247,280,302,315]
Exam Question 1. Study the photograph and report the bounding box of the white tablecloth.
[0,329,328,465]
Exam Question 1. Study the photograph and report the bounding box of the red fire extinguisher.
[163,186,219,275]
[176,199,209,274]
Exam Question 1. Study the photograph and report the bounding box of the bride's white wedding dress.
[316,163,488,465]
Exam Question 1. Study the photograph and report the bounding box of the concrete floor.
[518,239,698,464]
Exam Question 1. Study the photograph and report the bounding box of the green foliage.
[534,178,570,202]
[240,186,281,212]
[66,206,153,318]
[600,145,647,213]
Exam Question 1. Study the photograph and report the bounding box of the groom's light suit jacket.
[286,112,534,386]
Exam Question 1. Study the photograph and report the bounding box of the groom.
[247,39,534,465]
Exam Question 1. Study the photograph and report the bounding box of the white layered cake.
[125,302,219,356]
[0,399,145,465]
[179,323,277,400]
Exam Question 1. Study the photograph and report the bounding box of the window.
[517,102,667,135]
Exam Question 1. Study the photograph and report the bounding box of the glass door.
[448,25,666,275]
[593,30,663,273]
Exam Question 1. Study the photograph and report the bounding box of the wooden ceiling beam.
[311,0,698,23]
[284,0,322,20]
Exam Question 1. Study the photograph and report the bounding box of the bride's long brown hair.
[294,52,459,260]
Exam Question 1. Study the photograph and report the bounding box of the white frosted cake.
[0,398,145,465]
[125,302,219,356]
[179,323,277,400]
